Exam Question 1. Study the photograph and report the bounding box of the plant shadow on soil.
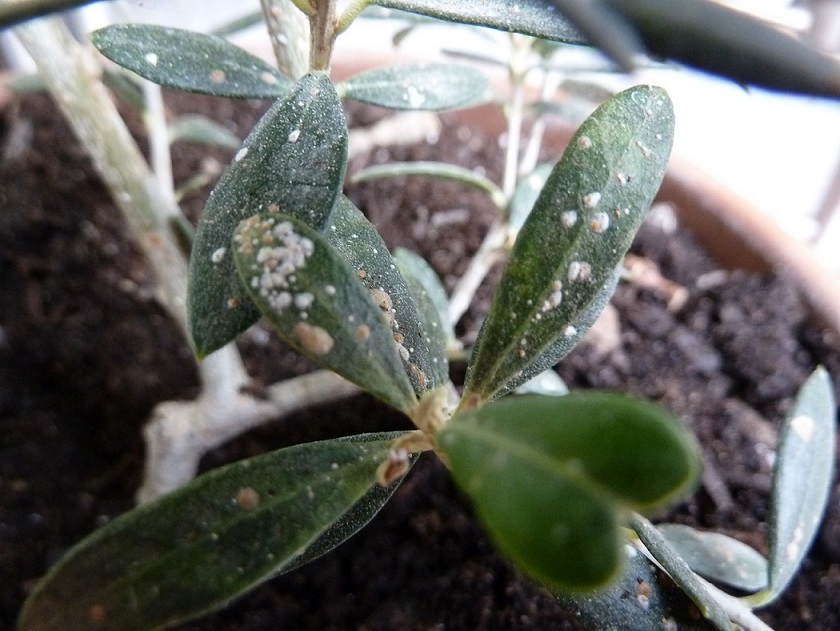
[1,90,839,630]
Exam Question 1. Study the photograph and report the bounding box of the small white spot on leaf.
[294,292,314,310]
[591,212,610,233]
[583,192,602,209]
[234,147,248,162]
[405,85,426,108]
[561,211,578,228]
[144,52,159,66]
[288,128,301,143]
[210,247,226,263]
[790,414,815,442]
[786,526,804,561]
[567,260,591,282]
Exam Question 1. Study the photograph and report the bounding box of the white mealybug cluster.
[582,192,601,209]
[541,280,563,313]
[590,211,610,233]
[240,220,315,313]
[405,85,426,108]
[567,260,591,282]
[561,211,578,228]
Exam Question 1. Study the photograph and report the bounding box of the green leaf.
[631,515,733,631]
[188,73,348,357]
[553,543,719,631]
[18,433,413,631]
[514,368,569,396]
[657,524,768,593]
[339,63,489,111]
[90,24,291,99]
[509,163,552,234]
[393,247,455,351]
[169,115,241,150]
[600,0,840,99]
[370,0,585,44]
[760,366,837,605]
[439,392,699,590]
[352,160,505,208]
[325,197,446,394]
[464,85,674,403]
[233,213,417,413]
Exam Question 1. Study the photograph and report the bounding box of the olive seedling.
[7,1,838,630]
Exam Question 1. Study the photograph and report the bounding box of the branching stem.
[14,16,189,334]
[260,0,311,78]
[309,0,338,70]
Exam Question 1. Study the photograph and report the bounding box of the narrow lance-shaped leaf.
[370,0,585,44]
[338,64,490,111]
[169,115,241,150]
[514,368,569,397]
[325,197,446,394]
[509,163,552,233]
[465,85,674,403]
[600,0,840,99]
[543,0,840,99]
[438,393,699,591]
[233,213,417,413]
[18,433,414,631]
[188,73,348,357]
[760,366,836,605]
[393,247,455,351]
[656,524,768,593]
[90,24,292,99]
[631,514,733,631]
[352,161,506,208]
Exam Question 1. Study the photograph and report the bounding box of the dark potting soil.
[1,89,838,631]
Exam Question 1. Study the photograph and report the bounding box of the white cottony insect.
[561,211,578,228]
[591,212,610,233]
[235,218,315,315]
[583,192,601,209]
[567,260,591,282]
[210,247,226,264]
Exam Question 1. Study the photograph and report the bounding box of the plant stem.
[138,361,360,502]
[141,78,175,204]
[501,34,532,201]
[448,35,534,328]
[13,16,190,334]
[309,0,338,71]
[260,0,311,78]
[519,69,562,178]
[336,0,370,35]
[447,221,507,328]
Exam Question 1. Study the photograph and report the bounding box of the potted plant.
[1,1,837,630]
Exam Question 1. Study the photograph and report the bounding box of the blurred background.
[2,0,839,275]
